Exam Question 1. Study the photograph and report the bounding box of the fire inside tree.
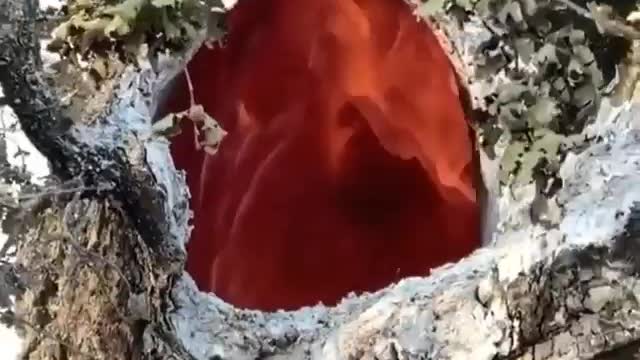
[161,0,481,311]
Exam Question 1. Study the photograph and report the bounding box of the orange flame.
[168,0,480,311]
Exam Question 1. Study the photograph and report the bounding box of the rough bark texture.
[2,0,640,359]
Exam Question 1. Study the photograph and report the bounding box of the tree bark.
[2,0,640,359]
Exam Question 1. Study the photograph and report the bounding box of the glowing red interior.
[166,0,481,311]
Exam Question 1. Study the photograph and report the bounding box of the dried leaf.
[151,113,183,137]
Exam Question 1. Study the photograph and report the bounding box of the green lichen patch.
[47,0,226,81]
[421,0,631,194]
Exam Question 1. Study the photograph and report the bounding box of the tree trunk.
[2,0,640,359]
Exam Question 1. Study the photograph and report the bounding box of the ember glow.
[167,0,481,311]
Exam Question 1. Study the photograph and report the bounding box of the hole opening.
[158,0,489,312]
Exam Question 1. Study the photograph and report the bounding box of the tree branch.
[0,0,191,251]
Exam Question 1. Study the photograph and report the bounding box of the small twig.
[183,68,196,107]
[183,67,207,150]
[18,182,113,202]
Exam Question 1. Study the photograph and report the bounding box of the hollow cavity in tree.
[164,0,481,311]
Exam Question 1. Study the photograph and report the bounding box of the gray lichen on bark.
[2,0,640,359]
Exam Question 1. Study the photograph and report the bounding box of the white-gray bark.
[2,0,640,359]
